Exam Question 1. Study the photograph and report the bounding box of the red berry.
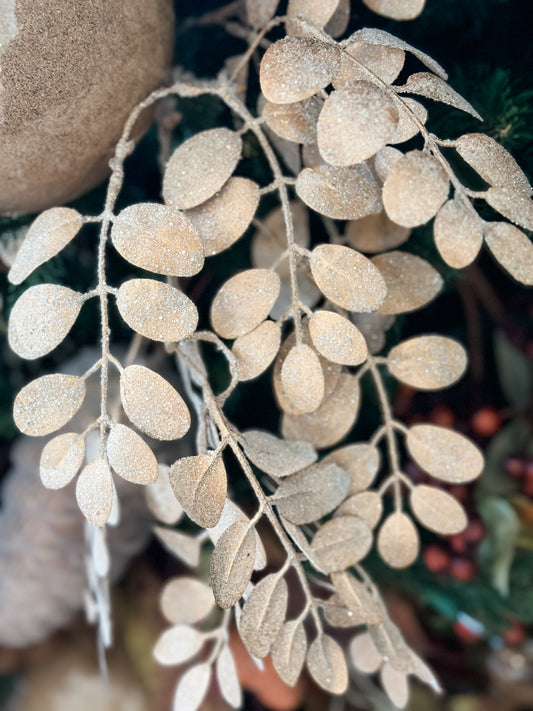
[423,544,451,572]
[429,406,455,428]
[505,456,527,478]
[471,407,502,437]
[463,519,485,544]
[449,534,467,554]
[502,621,526,647]
[450,557,477,581]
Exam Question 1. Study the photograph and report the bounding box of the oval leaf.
[169,454,227,528]
[272,620,307,687]
[76,459,113,527]
[242,429,317,477]
[8,284,83,360]
[14,374,85,436]
[410,485,467,534]
[389,97,428,144]
[378,512,419,568]
[8,207,83,285]
[362,0,425,20]
[387,335,467,390]
[40,432,85,489]
[246,0,279,29]
[381,663,410,709]
[163,128,242,209]
[398,72,481,119]
[210,521,256,609]
[323,443,380,494]
[307,634,348,695]
[106,423,158,485]
[239,574,288,658]
[310,516,373,572]
[161,577,215,625]
[216,645,242,708]
[331,571,382,625]
[147,465,184,525]
[232,320,281,381]
[286,0,341,30]
[337,491,384,529]
[407,424,483,483]
[280,343,325,414]
[263,98,321,145]
[346,211,410,254]
[371,251,443,314]
[434,199,483,268]
[173,663,211,711]
[154,625,205,666]
[334,41,405,88]
[349,632,383,674]
[309,311,368,366]
[116,279,198,342]
[154,527,201,568]
[120,365,190,440]
[485,187,533,231]
[484,222,533,285]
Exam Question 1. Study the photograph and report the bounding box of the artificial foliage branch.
[4,1,533,709]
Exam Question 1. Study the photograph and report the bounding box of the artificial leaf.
[116,279,198,342]
[282,372,361,448]
[324,0,350,37]
[398,72,481,119]
[346,211,410,254]
[280,343,325,413]
[353,311,395,354]
[381,663,410,709]
[383,151,450,228]
[210,521,256,608]
[210,269,280,339]
[147,465,184,525]
[14,374,86,436]
[306,634,348,695]
[207,499,267,571]
[252,201,310,277]
[163,128,242,209]
[241,429,317,477]
[434,199,483,268]
[262,98,321,144]
[271,620,307,687]
[484,222,533,285]
[172,663,211,711]
[106,423,158,485]
[239,574,288,658]
[296,164,382,220]
[310,244,387,312]
[369,616,412,673]
[373,146,403,183]
[387,335,467,390]
[280,516,323,571]
[260,36,341,104]
[371,251,443,314]
[245,0,279,29]
[455,133,531,196]
[389,98,428,145]
[336,491,384,529]
[154,527,201,568]
[323,594,362,628]
[324,443,380,494]
[153,625,205,666]
[161,577,215,625]
[362,0,425,20]
[349,633,383,674]
[309,310,368,366]
[8,207,83,285]
[120,365,191,441]
[377,512,419,568]
[169,454,227,528]
[286,0,341,30]
[410,485,467,535]
[39,433,85,489]
[310,516,373,572]
[216,645,242,708]
[272,461,350,524]
[76,459,113,527]
[8,284,83,360]
[185,177,259,256]
[406,424,483,483]
[334,41,405,88]
[111,203,204,276]
[317,82,398,166]
[232,320,281,381]
[485,187,533,230]
[331,571,382,624]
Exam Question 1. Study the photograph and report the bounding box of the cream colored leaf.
[296,164,382,220]
[387,335,467,390]
[210,269,280,339]
[271,620,307,687]
[76,459,113,527]
[362,0,425,20]
[173,663,211,711]
[280,343,325,414]
[207,499,267,572]
[317,82,398,166]
[331,571,383,625]
[383,151,450,228]
[8,207,83,285]
[245,0,279,29]
[232,320,281,381]
[146,465,184,525]
[280,516,323,571]
[389,98,428,145]
[346,212,410,254]
[456,133,531,196]
[334,42,405,88]
[262,98,321,145]
[323,594,362,628]
[185,177,259,256]
[40,432,85,489]
[8,284,83,360]
[434,199,483,268]
[398,72,481,119]
[310,516,372,572]
[116,279,198,342]
[111,203,204,276]
[378,512,419,568]
[14,374,86,436]
[324,0,350,37]
[120,365,190,440]
[409,650,441,693]
[369,616,412,673]
[336,491,383,529]
[216,645,242,709]
[242,429,317,477]
[373,146,403,184]
[287,0,341,30]
[163,128,242,209]
[324,443,380,494]
[154,625,204,666]
[282,372,361,449]
[349,633,383,674]
[210,521,256,608]
[161,577,214,625]
[310,244,387,312]
[252,201,310,278]
[410,485,467,534]
[485,188,533,231]
[260,36,341,104]
[154,527,201,568]
[107,423,158,485]
[272,461,350,524]
[381,663,410,709]
[407,424,483,483]
[353,311,395,355]
[307,634,348,695]
[309,311,368,366]
[169,454,227,528]
[372,251,443,314]
[484,222,533,285]
[240,575,288,658]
